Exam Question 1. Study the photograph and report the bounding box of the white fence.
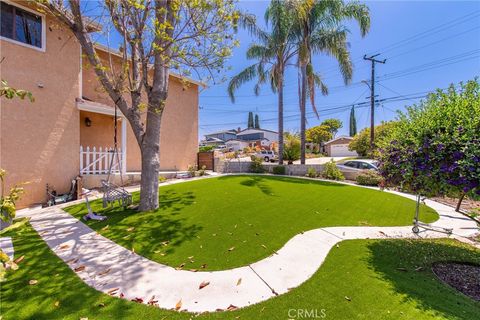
[80,146,123,175]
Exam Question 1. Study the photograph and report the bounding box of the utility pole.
[363,54,386,148]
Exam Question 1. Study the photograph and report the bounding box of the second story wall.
[0,0,81,206]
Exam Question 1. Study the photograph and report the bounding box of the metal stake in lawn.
[412,194,453,235]
[363,54,386,149]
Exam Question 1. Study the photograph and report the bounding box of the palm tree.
[228,0,297,165]
[292,0,370,164]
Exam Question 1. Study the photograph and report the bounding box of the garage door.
[330,144,358,157]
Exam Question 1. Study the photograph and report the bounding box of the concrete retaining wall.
[216,159,363,180]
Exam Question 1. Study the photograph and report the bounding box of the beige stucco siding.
[0,3,81,207]
[81,52,199,171]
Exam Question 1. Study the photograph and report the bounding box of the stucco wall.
[82,52,199,172]
[0,1,81,207]
[79,111,122,148]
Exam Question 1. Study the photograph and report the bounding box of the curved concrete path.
[17,176,479,312]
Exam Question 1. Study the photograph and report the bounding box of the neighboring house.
[324,136,358,157]
[204,130,237,143]
[200,128,279,151]
[0,0,201,207]
[225,139,250,151]
[236,128,278,150]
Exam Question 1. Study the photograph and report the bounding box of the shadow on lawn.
[66,189,201,255]
[366,240,480,320]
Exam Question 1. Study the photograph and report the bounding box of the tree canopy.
[349,121,398,157]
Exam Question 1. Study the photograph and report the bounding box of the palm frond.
[342,2,371,37]
[227,64,259,102]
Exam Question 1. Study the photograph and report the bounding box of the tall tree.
[292,0,370,163]
[247,111,254,128]
[228,0,297,164]
[349,106,357,136]
[41,0,241,210]
[321,118,342,137]
[254,114,260,128]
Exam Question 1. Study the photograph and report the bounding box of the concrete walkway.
[16,176,479,312]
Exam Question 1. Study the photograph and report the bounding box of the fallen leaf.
[127,227,135,232]
[336,244,340,248]
[175,299,182,310]
[176,263,185,270]
[236,278,242,286]
[234,224,237,229]
[98,268,111,276]
[228,246,235,252]
[188,256,194,259]
[345,296,351,301]
[101,225,109,231]
[396,267,408,272]
[199,281,210,289]
[227,304,238,311]
[80,318,88,320]
[415,266,424,272]
[54,301,60,307]
[215,308,224,312]
[120,292,124,298]
[29,279,38,285]
[107,287,119,295]
[190,269,198,272]
[66,258,78,264]
[161,241,169,246]
[148,295,158,305]
[74,265,86,272]
[59,244,70,250]
[98,303,105,308]
[201,264,207,269]
[131,297,143,303]
[261,244,267,249]
[13,255,25,264]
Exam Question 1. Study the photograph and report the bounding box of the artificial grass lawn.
[2,219,479,320]
[65,175,439,271]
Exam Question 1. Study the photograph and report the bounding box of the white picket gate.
[80,146,123,175]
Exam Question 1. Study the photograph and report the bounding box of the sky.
[197,0,480,139]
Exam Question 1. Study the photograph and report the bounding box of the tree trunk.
[300,64,307,165]
[455,193,465,212]
[138,105,163,211]
[278,76,284,165]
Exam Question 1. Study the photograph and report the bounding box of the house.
[0,0,201,207]
[225,139,250,151]
[323,136,358,157]
[200,130,237,146]
[236,128,278,150]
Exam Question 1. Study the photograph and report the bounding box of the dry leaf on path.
[59,244,70,250]
[199,281,210,289]
[74,265,86,272]
[175,299,182,310]
[236,278,242,286]
[176,263,185,270]
[98,268,111,276]
[107,288,119,295]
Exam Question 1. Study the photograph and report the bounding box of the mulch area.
[432,262,480,301]
[431,196,480,213]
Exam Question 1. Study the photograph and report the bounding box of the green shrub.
[250,156,265,173]
[306,167,317,178]
[356,171,382,186]
[187,165,197,177]
[283,133,301,164]
[158,176,167,183]
[272,165,286,175]
[197,165,207,176]
[199,146,215,152]
[321,160,344,181]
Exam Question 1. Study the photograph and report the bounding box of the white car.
[337,159,379,171]
[255,150,278,162]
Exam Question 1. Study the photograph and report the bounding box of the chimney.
[237,127,241,132]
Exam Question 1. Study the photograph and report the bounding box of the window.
[344,161,357,168]
[1,1,43,49]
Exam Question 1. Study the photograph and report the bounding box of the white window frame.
[0,0,46,52]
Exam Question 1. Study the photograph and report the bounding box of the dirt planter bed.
[432,262,480,301]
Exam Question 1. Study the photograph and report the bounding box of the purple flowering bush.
[377,80,480,209]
